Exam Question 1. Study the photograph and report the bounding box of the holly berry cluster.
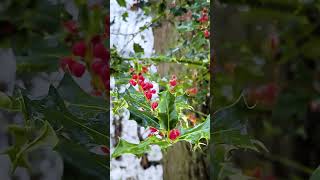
[59,15,110,95]
[128,67,182,141]
[197,8,210,39]
[129,66,158,110]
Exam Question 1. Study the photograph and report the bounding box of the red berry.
[186,87,198,96]
[147,82,153,89]
[169,79,177,87]
[145,92,152,100]
[91,59,105,74]
[198,14,208,23]
[169,129,180,140]
[204,29,210,39]
[151,102,158,110]
[139,80,145,86]
[63,20,78,34]
[150,89,156,94]
[70,62,86,77]
[59,57,75,71]
[72,41,87,57]
[139,75,145,81]
[132,74,138,79]
[93,43,109,60]
[149,127,158,133]
[142,84,149,91]
[101,146,109,154]
[129,79,137,86]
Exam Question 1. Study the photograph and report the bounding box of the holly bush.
[110,0,210,158]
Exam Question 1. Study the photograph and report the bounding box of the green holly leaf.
[158,91,178,131]
[122,12,129,22]
[133,43,144,54]
[116,0,126,7]
[0,91,21,112]
[310,165,320,180]
[123,86,159,128]
[211,96,267,180]
[5,121,58,173]
[57,73,108,118]
[175,95,193,112]
[180,115,210,146]
[112,136,171,158]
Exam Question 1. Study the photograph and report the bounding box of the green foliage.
[0,74,108,179]
[158,91,178,131]
[211,97,266,179]
[310,166,320,180]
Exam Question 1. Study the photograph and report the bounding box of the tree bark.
[163,142,209,180]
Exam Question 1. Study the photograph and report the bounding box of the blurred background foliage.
[0,0,109,179]
[213,0,320,179]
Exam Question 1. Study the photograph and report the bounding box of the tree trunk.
[163,142,209,180]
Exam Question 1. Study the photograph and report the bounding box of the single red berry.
[70,62,86,77]
[139,75,145,81]
[149,127,158,133]
[59,57,75,71]
[169,129,180,140]
[202,14,209,22]
[150,89,156,94]
[101,146,110,154]
[93,43,109,60]
[169,79,177,87]
[204,29,210,39]
[91,59,105,75]
[130,79,137,86]
[63,20,78,34]
[72,41,87,57]
[145,92,152,100]
[151,102,158,110]
[132,74,138,79]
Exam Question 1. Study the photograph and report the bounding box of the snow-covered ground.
[110,0,163,179]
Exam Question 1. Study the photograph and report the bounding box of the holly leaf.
[310,165,320,180]
[122,12,129,22]
[158,91,178,131]
[211,96,266,180]
[57,73,108,118]
[133,43,144,54]
[112,136,171,158]
[175,95,193,112]
[0,91,21,112]
[123,86,159,128]
[56,138,108,180]
[4,121,58,173]
[180,115,210,146]
[116,0,126,7]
